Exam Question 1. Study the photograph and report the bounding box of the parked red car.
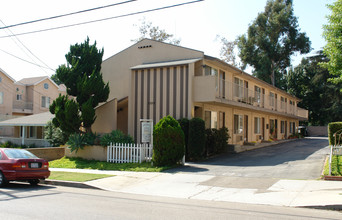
[0,148,50,187]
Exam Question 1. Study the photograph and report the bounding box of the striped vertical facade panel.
[132,65,190,142]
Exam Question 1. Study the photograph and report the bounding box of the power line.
[0,48,54,70]
[0,19,53,73]
[0,0,204,39]
[0,0,136,30]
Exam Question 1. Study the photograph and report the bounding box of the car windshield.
[4,149,38,159]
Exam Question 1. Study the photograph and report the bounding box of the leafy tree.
[237,0,311,88]
[321,0,342,87]
[132,18,181,45]
[287,51,342,125]
[50,74,61,85]
[217,35,239,67]
[52,37,110,133]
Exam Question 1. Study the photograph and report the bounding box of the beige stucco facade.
[95,39,308,145]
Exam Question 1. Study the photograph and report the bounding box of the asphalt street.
[170,137,329,180]
[0,183,341,220]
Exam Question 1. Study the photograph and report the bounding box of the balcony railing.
[13,101,33,110]
[194,76,308,119]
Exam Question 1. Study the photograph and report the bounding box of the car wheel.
[0,172,8,187]
[29,179,40,186]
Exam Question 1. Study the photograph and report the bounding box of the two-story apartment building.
[92,39,308,145]
[0,69,66,139]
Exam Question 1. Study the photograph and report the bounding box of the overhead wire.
[0,0,204,39]
[0,0,137,30]
[0,19,54,73]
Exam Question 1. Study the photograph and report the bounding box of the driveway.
[171,137,329,180]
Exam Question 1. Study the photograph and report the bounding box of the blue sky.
[0,0,333,81]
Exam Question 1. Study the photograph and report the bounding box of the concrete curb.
[41,179,101,190]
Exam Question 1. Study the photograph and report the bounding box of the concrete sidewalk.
[47,167,342,209]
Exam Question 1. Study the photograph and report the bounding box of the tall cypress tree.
[51,37,109,133]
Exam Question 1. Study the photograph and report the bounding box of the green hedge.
[205,127,230,156]
[328,122,342,145]
[153,116,185,166]
[188,117,205,160]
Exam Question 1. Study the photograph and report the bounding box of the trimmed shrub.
[178,118,189,159]
[328,122,342,145]
[100,130,134,146]
[188,117,205,160]
[153,115,185,166]
[44,121,68,146]
[205,127,230,156]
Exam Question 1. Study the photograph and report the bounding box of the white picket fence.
[107,143,153,163]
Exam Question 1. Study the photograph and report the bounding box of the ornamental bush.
[100,130,134,146]
[188,117,205,160]
[328,122,342,145]
[153,115,185,166]
[205,127,230,156]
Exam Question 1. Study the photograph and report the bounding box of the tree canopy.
[287,51,342,125]
[237,0,311,88]
[322,0,342,87]
[51,37,109,134]
[132,19,181,45]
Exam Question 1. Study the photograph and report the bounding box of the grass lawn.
[48,171,113,182]
[49,157,171,172]
[323,155,342,176]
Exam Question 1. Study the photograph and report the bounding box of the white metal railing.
[13,101,33,110]
[214,77,307,117]
[107,143,153,163]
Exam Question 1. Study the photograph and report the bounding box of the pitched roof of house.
[17,76,49,85]
[0,111,53,127]
[0,67,16,82]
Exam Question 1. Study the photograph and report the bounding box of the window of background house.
[0,92,3,104]
[254,117,261,134]
[234,114,243,134]
[16,94,22,100]
[281,121,285,133]
[41,96,50,108]
[0,76,2,82]
[44,83,49,89]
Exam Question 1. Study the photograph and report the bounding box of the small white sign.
[141,122,152,143]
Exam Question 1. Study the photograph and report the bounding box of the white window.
[269,92,275,107]
[234,114,243,134]
[255,86,261,103]
[205,111,218,129]
[234,77,244,98]
[16,94,22,100]
[254,117,261,134]
[41,96,50,108]
[44,83,49,89]
[0,92,3,104]
[281,121,285,133]
[204,65,218,76]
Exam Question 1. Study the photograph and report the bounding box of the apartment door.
[275,119,278,139]
[262,117,265,140]
[219,71,226,98]
[244,115,248,142]
[285,121,288,138]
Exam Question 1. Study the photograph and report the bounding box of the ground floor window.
[289,122,295,134]
[234,114,243,134]
[205,111,218,129]
[281,121,285,133]
[254,117,261,134]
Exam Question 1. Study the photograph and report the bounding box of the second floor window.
[255,86,261,103]
[204,65,218,76]
[41,96,50,108]
[16,94,22,101]
[269,92,275,107]
[234,77,244,98]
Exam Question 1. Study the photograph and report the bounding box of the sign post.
[140,119,153,146]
